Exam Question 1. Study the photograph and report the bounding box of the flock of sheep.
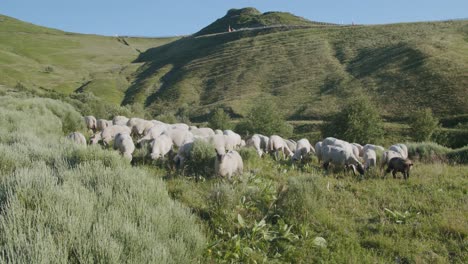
[66,115,414,179]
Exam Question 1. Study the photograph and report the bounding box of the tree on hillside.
[409,108,439,142]
[208,108,232,130]
[322,96,383,144]
[235,100,293,137]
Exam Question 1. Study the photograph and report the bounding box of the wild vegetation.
[0,94,205,263]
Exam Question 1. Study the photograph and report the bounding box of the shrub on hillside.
[208,108,232,130]
[321,95,383,144]
[235,100,293,137]
[408,108,439,142]
[185,140,216,177]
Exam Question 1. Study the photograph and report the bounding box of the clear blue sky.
[1,0,466,36]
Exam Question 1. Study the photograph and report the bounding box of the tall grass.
[0,96,206,263]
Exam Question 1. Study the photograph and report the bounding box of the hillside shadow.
[123,26,300,107]
[347,43,427,78]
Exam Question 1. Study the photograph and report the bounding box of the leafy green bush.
[446,146,468,164]
[321,96,383,144]
[408,108,439,142]
[208,108,232,130]
[236,100,293,137]
[185,140,216,177]
[406,142,450,162]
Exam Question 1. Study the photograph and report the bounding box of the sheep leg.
[392,170,397,179]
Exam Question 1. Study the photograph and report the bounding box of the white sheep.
[136,124,168,146]
[362,144,385,156]
[191,127,215,138]
[163,128,194,147]
[292,138,315,162]
[127,118,154,136]
[150,134,174,160]
[315,141,323,163]
[246,134,269,157]
[174,140,194,168]
[66,132,86,146]
[285,139,297,154]
[84,116,97,132]
[209,134,227,155]
[223,130,243,149]
[363,148,377,170]
[351,143,364,157]
[113,133,135,161]
[321,145,365,175]
[268,135,294,160]
[389,144,408,159]
[215,150,243,179]
[214,129,223,135]
[112,116,129,126]
[96,119,113,131]
[90,125,131,146]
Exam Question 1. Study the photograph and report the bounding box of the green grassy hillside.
[1,11,467,123]
[0,14,177,104]
[131,17,467,120]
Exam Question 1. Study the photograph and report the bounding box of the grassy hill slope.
[0,14,177,104]
[1,11,467,122]
[130,15,467,120]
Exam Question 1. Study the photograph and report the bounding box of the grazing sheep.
[389,144,408,159]
[174,140,194,168]
[315,141,323,163]
[66,132,86,146]
[321,145,365,175]
[380,150,403,170]
[384,157,414,179]
[352,143,364,157]
[91,125,131,146]
[113,133,135,161]
[322,137,354,154]
[112,116,129,126]
[136,124,167,146]
[191,127,215,138]
[246,134,269,157]
[285,139,297,154]
[223,130,243,149]
[215,150,243,179]
[209,134,227,155]
[163,128,194,148]
[170,123,189,131]
[350,144,361,159]
[362,144,385,156]
[127,118,154,137]
[268,135,294,160]
[214,129,223,135]
[292,138,315,162]
[84,116,97,132]
[150,134,173,160]
[96,119,113,131]
[363,148,377,170]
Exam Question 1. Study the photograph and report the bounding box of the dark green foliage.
[236,100,293,137]
[208,108,232,130]
[431,128,468,149]
[322,96,384,144]
[185,140,217,176]
[446,146,468,164]
[409,108,439,142]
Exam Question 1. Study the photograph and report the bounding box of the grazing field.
[0,90,467,263]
